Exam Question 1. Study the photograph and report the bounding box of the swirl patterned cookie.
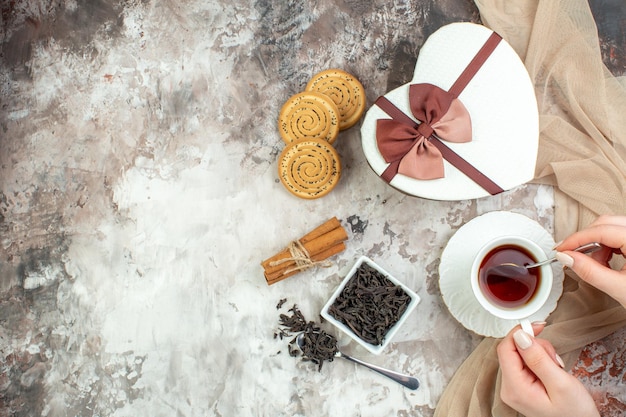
[278,92,340,144]
[278,138,341,199]
[305,69,365,130]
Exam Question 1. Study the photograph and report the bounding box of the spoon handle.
[338,352,419,390]
[530,242,603,268]
[572,242,604,256]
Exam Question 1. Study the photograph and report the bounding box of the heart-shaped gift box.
[361,23,538,200]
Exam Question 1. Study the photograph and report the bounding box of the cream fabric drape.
[434,1,626,416]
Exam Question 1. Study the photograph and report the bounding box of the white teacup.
[470,235,553,335]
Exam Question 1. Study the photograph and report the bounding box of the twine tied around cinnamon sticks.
[261,217,348,285]
[268,240,332,274]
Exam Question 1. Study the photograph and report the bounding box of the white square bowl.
[320,255,421,355]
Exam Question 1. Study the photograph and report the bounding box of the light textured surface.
[1,1,624,416]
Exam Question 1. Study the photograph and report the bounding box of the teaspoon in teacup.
[488,242,603,278]
[295,332,419,390]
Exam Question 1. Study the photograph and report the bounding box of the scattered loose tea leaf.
[295,326,338,371]
[276,303,338,371]
[276,298,288,309]
[327,263,411,346]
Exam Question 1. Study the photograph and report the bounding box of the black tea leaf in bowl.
[321,256,420,354]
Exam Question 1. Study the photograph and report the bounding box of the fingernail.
[513,329,533,350]
[556,252,574,268]
[531,321,547,326]
[556,354,565,368]
[552,240,563,249]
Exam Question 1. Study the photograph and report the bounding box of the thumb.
[513,329,564,387]
[556,251,626,305]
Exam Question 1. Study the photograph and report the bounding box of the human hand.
[497,325,599,417]
[555,215,626,307]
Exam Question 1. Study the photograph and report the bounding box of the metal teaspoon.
[296,332,419,390]
[489,242,603,278]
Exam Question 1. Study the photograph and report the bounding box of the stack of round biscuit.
[277,69,365,199]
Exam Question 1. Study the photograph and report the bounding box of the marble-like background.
[1,1,624,416]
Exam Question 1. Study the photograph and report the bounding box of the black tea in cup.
[478,245,541,308]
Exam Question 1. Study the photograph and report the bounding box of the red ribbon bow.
[376,83,472,182]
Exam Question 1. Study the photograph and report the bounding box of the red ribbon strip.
[374,31,505,196]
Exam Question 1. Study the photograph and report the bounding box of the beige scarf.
[434,1,626,416]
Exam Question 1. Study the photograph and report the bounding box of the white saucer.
[439,211,563,338]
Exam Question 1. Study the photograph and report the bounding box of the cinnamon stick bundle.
[261,217,348,285]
